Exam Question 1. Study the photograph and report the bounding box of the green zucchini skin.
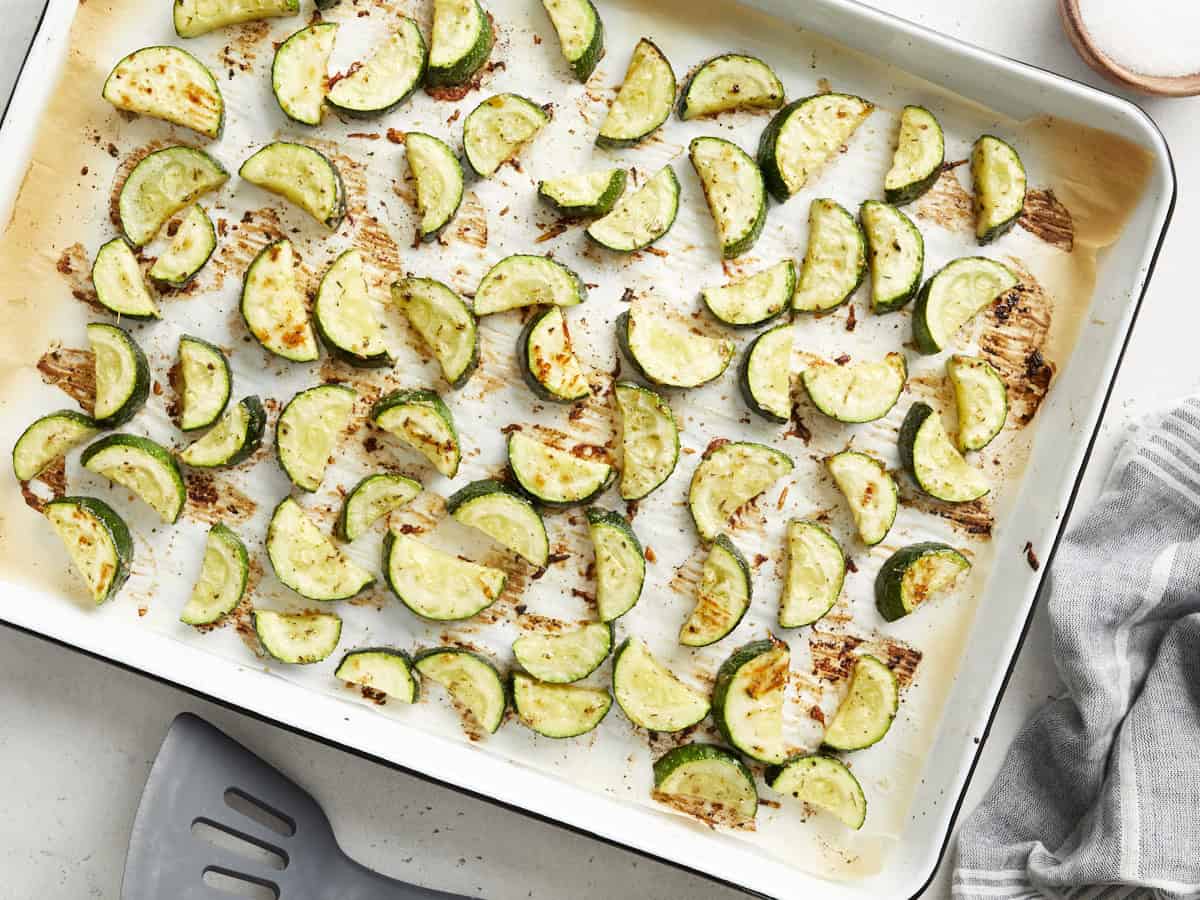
[334,647,419,702]
[875,541,970,622]
[44,496,134,604]
[425,0,494,88]
[898,401,990,502]
[737,323,793,424]
[541,0,605,82]
[897,402,931,489]
[911,256,1017,355]
[885,105,944,205]
[586,506,645,621]
[536,169,627,218]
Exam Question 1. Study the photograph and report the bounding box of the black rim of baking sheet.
[0,1,1178,898]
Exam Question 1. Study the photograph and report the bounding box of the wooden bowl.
[1059,0,1200,96]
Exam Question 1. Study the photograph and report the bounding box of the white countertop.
[1,2,1194,897]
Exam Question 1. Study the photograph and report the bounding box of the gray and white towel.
[954,398,1200,900]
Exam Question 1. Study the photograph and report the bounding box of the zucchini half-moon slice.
[586,165,679,252]
[405,132,465,240]
[103,45,224,138]
[81,434,186,524]
[327,18,427,117]
[793,198,866,313]
[474,254,586,316]
[267,497,375,602]
[885,105,944,205]
[44,496,133,604]
[689,136,766,259]
[391,277,478,387]
[912,256,1017,354]
[541,0,604,82]
[688,441,793,543]
[679,53,784,120]
[313,249,392,367]
[426,0,494,88]
[92,238,159,320]
[898,402,990,503]
[596,38,675,148]
[757,93,871,201]
[240,239,319,362]
[462,93,549,178]
[239,142,345,229]
[616,308,734,389]
[271,23,338,126]
[118,146,228,247]
[174,0,299,38]
[971,134,1027,244]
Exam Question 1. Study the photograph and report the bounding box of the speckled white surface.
[0,1,1194,898]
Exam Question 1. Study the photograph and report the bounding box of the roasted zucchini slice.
[701,259,795,328]
[512,673,611,738]
[253,609,342,665]
[179,396,266,468]
[391,277,478,387]
[462,93,549,178]
[596,38,675,148]
[371,389,461,478]
[587,507,645,621]
[679,53,784,120]
[12,411,99,482]
[148,204,216,288]
[44,496,133,604]
[793,198,866,312]
[119,146,228,247]
[612,637,710,733]
[537,168,626,218]
[654,743,758,823]
[518,306,591,404]
[181,523,249,626]
[616,308,734,389]
[92,238,159,320]
[335,648,418,703]
[384,533,506,620]
[174,0,299,38]
[447,479,549,568]
[779,520,844,628]
[757,93,871,201]
[103,45,224,138]
[738,323,793,424]
[885,105,944,205]
[271,23,337,126]
[414,647,506,733]
[473,254,586,316]
[826,451,897,546]
[679,534,751,647]
[241,239,319,362]
[822,655,898,751]
[177,335,231,432]
[876,541,970,622]
[87,323,150,428]
[947,355,1008,451]
[512,620,612,684]
[404,132,464,240]
[971,134,1026,244]
[585,165,679,252]
[82,434,186,524]
[712,639,789,764]
[767,755,865,829]
[899,402,990,502]
[337,473,421,542]
[860,200,923,313]
[276,384,356,492]
[614,381,678,501]
[314,249,392,367]
[913,256,1018,354]
[267,497,374,601]
[507,430,614,508]
[240,142,345,229]
[802,352,907,424]
[541,0,604,82]
[426,0,493,88]
[688,441,793,543]
[327,18,427,117]
[689,136,766,258]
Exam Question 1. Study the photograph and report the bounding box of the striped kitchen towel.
[953,398,1200,900]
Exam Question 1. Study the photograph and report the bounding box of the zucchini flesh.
[913,256,1017,354]
[414,648,506,733]
[712,640,789,764]
[181,523,249,625]
[680,54,785,120]
[178,335,231,431]
[899,402,989,502]
[507,431,614,507]
[793,198,866,312]
[519,306,590,403]
[327,20,426,117]
[680,534,751,647]
[179,396,266,468]
[654,743,758,823]
[253,609,342,665]
[271,23,337,126]
[405,133,464,240]
[971,134,1026,244]
[826,451,897,546]
[474,254,585,316]
[314,249,392,367]
[586,165,679,252]
[701,259,795,328]
[587,507,645,621]
[81,434,186,524]
[802,352,907,424]
[276,384,356,492]
[512,673,611,738]
[118,146,228,247]
[103,45,224,138]
[462,93,549,178]
[426,0,493,88]
[447,479,549,567]
[537,168,626,218]
[371,389,461,478]
[947,355,1007,451]
[822,655,898,751]
[885,105,944,205]
[12,411,99,482]
[689,136,766,259]
[391,277,478,387]
[779,521,844,628]
[614,381,678,501]
[738,323,793,424]
[384,533,506,620]
[688,441,793,543]
[335,649,418,703]
[596,38,675,148]
[91,238,159,320]
[240,239,319,362]
[617,307,734,389]
[267,498,374,601]
[149,204,216,288]
[512,620,612,684]
[88,323,150,427]
[44,497,132,604]
[239,142,345,229]
[757,93,871,200]
[876,541,970,622]
[174,0,298,38]
[337,473,421,542]
[612,638,710,732]
[767,755,865,829]
[541,0,604,82]
[860,200,923,313]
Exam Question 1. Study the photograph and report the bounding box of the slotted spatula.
[122,712,469,899]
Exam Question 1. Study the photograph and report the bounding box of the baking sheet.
[0,0,1153,884]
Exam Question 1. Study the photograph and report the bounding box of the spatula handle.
[335,853,474,899]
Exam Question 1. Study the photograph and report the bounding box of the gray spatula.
[122,712,469,899]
